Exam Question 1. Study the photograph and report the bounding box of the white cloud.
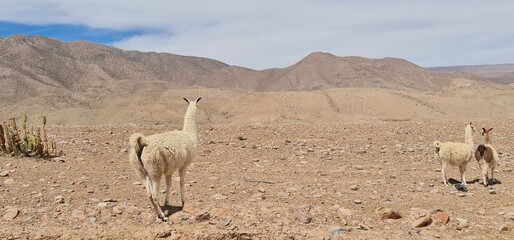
[1,0,514,69]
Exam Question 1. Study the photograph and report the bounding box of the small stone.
[456,223,470,230]
[435,210,449,224]
[3,178,14,185]
[132,181,142,185]
[212,193,228,200]
[55,195,64,204]
[489,189,497,194]
[251,193,265,200]
[292,208,312,224]
[88,217,97,224]
[0,170,10,177]
[71,209,86,219]
[112,206,123,215]
[354,199,362,204]
[411,210,432,228]
[355,165,364,170]
[195,212,210,222]
[380,208,402,220]
[331,227,349,236]
[3,208,19,221]
[339,208,352,217]
[349,185,358,191]
[500,225,509,231]
[456,217,468,224]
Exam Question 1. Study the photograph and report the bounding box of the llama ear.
[482,127,486,132]
[488,128,493,132]
[196,97,202,104]
[183,97,190,104]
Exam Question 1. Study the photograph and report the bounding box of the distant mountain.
[431,64,514,85]
[0,35,487,104]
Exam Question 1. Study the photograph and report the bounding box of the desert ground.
[1,103,514,239]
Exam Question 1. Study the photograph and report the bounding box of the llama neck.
[484,134,491,144]
[183,104,198,140]
[465,125,473,147]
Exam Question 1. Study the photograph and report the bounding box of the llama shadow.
[447,178,480,185]
[486,179,502,186]
[162,205,183,217]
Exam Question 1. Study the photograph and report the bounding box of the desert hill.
[431,64,514,85]
[1,35,513,125]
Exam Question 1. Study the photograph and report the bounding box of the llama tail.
[130,133,148,161]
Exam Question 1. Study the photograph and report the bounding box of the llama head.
[183,97,202,106]
[467,122,477,132]
[481,127,493,136]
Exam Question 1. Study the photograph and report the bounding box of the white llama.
[129,97,202,220]
[433,122,476,186]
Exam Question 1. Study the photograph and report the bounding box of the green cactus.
[0,124,7,153]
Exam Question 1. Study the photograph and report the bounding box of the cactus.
[2,114,61,159]
[42,115,48,156]
[0,124,7,153]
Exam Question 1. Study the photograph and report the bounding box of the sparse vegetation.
[0,114,61,159]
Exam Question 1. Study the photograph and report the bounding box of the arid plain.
[1,36,514,239]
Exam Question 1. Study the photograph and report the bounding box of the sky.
[1,0,514,70]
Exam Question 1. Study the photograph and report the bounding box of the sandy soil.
[1,120,513,239]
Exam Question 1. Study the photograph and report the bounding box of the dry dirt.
[1,119,513,239]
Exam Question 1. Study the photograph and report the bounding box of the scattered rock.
[132,181,142,185]
[71,209,86,219]
[349,185,358,191]
[55,195,64,204]
[3,178,14,185]
[354,199,362,204]
[195,212,210,222]
[0,170,10,177]
[411,210,432,228]
[292,208,312,224]
[380,208,402,220]
[355,165,364,170]
[331,227,349,236]
[456,223,470,230]
[3,208,19,221]
[434,210,449,224]
[212,193,228,200]
[500,225,509,231]
[339,208,352,217]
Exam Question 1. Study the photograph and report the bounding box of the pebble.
[3,208,19,221]
[354,199,362,204]
[212,193,228,200]
[435,210,449,224]
[3,178,14,185]
[411,210,432,228]
[500,225,509,231]
[292,208,312,224]
[55,195,64,204]
[331,227,349,236]
[132,181,142,185]
[349,185,358,191]
[0,170,10,177]
[195,212,210,222]
[71,209,86,219]
[380,208,402,220]
[355,165,364,170]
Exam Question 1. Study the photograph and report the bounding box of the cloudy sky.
[1,0,513,70]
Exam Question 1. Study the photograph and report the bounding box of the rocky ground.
[1,120,513,239]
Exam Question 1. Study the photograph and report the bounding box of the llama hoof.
[454,183,468,192]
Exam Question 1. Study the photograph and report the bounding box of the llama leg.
[164,175,172,206]
[482,162,489,186]
[179,167,187,206]
[150,176,167,220]
[441,162,448,185]
[144,176,163,219]
[459,163,467,185]
[491,164,496,184]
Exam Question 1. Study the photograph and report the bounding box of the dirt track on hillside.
[1,120,513,239]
